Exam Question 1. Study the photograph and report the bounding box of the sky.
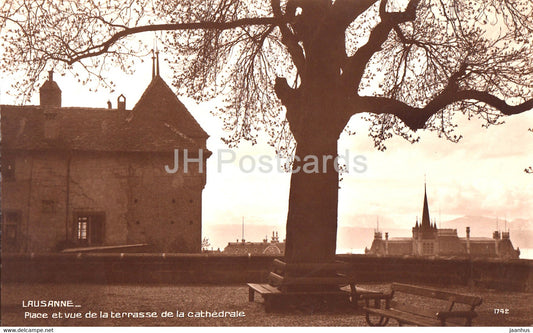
[1,58,532,252]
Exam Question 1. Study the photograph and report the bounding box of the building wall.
[1,150,204,253]
[1,151,69,253]
[120,152,203,253]
[2,253,532,292]
[437,236,464,256]
[368,235,519,259]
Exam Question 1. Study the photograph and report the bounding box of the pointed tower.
[131,55,209,140]
[412,216,419,239]
[419,182,437,239]
[421,183,431,230]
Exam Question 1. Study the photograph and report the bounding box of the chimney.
[385,232,389,255]
[466,227,471,255]
[107,100,112,109]
[40,70,62,107]
[117,94,126,110]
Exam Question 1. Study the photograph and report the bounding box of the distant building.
[1,61,210,253]
[365,184,520,259]
[224,231,285,255]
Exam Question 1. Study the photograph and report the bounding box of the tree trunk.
[279,13,348,264]
[284,137,339,263]
[284,99,343,264]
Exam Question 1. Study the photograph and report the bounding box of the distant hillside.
[205,216,532,253]
[442,216,532,249]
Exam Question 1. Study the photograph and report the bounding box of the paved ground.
[1,283,531,326]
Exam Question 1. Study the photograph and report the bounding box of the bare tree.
[201,237,211,252]
[1,0,533,264]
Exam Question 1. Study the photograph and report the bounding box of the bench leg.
[374,298,380,308]
[349,284,358,309]
[264,297,272,313]
[365,313,389,326]
[248,287,254,302]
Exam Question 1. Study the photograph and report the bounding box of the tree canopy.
[2,0,532,152]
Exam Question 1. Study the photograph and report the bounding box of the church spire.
[156,49,160,77]
[152,49,156,78]
[421,182,431,229]
[151,40,160,78]
[152,49,161,78]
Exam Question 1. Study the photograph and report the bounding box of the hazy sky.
[1,60,532,251]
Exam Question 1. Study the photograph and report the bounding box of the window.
[422,242,434,255]
[75,213,104,246]
[77,217,88,241]
[2,210,21,251]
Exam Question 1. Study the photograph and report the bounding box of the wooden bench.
[248,260,385,311]
[347,286,384,309]
[247,283,352,312]
[362,283,483,326]
[247,283,384,311]
[247,259,355,312]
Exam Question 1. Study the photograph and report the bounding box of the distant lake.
[337,248,533,260]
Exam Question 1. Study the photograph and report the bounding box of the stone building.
[365,184,521,259]
[224,232,285,255]
[1,67,209,253]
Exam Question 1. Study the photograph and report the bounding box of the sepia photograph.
[0,0,532,331]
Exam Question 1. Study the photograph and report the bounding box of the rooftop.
[0,75,208,153]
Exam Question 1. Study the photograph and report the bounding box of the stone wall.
[1,150,204,253]
[1,151,69,253]
[2,254,531,291]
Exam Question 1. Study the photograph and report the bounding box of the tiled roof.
[131,75,208,139]
[223,242,285,255]
[1,76,208,153]
[387,241,412,255]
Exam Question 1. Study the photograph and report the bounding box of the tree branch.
[270,0,306,73]
[274,76,302,141]
[342,0,420,91]
[456,91,533,116]
[359,91,533,131]
[64,17,278,64]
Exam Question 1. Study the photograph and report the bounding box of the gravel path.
[1,283,531,326]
